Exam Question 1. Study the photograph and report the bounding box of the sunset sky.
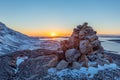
[0,0,120,36]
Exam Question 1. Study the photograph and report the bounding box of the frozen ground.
[48,63,118,79]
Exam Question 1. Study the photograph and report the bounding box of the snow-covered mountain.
[0,22,38,55]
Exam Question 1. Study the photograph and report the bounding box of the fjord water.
[99,37,120,54]
[39,37,120,54]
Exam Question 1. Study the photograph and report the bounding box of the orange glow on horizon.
[18,29,120,37]
[21,31,71,37]
[22,31,120,37]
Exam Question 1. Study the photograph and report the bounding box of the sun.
[50,32,57,37]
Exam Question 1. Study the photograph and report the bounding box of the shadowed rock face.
[49,22,113,69]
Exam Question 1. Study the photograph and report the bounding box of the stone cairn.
[48,22,113,70]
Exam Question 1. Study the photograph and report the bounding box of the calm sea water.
[40,37,120,54]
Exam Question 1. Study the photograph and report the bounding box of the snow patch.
[48,63,117,78]
[15,56,28,73]
[88,61,97,66]
[16,56,28,66]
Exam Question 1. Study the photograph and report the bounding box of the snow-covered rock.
[15,56,28,73]
[16,56,28,67]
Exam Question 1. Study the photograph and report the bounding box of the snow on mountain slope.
[0,22,60,55]
[0,22,39,55]
[0,22,42,55]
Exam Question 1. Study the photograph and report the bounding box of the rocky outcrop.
[50,22,113,69]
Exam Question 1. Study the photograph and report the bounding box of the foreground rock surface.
[0,49,58,80]
[0,49,119,80]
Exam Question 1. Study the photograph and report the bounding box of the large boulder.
[79,40,90,54]
[78,54,89,67]
[84,26,95,35]
[91,40,101,51]
[56,60,68,70]
[79,30,86,39]
[65,49,80,63]
[85,34,98,42]
[79,54,88,62]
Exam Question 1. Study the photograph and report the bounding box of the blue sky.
[0,0,120,36]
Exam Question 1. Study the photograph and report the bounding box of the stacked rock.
[48,22,113,70]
